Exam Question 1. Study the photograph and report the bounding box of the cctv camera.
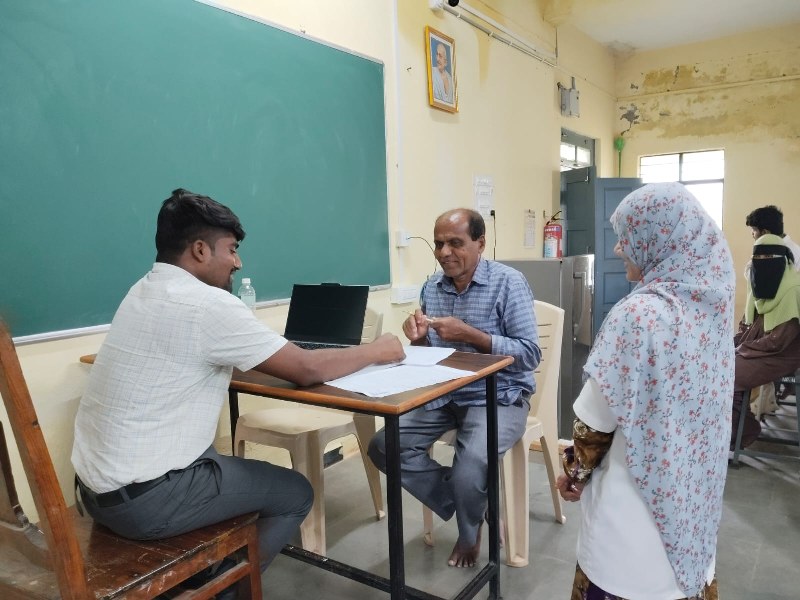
[448,0,460,6]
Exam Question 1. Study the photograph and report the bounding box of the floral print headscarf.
[584,182,735,595]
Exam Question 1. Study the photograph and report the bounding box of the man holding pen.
[369,208,540,568]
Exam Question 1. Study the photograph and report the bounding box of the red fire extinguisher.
[543,211,563,258]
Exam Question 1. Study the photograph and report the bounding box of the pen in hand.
[405,310,435,324]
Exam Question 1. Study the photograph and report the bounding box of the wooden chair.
[233,307,385,556]
[421,300,566,567]
[731,368,800,465]
[0,319,263,600]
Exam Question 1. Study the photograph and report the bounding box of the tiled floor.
[255,437,800,600]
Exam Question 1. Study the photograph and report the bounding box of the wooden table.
[81,351,513,600]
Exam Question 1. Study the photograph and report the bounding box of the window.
[639,150,724,228]
[560,129,594,172]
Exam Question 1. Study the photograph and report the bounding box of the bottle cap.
[242,278,251,284]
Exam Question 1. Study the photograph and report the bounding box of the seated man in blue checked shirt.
[368,208,541,568]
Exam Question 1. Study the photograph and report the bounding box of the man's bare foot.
[448,524,481,568]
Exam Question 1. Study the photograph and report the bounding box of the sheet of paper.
[351,346,454,371]
[523,209,536,248]
[399,346,455,366]
[326,364,474,397]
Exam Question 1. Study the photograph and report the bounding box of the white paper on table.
[399,346,455,366]
[326,364,474,397]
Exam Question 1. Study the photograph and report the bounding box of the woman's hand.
[556,474,584,502]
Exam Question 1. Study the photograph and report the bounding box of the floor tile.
[260,446,800,599]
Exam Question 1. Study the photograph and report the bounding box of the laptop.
[283,283,369,350]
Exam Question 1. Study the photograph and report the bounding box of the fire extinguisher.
[543,211,563,258]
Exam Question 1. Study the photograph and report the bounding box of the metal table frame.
[226,352,512,599]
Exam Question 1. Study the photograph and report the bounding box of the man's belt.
[76,473,169,508]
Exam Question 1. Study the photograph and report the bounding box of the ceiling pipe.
[430,0,557,66]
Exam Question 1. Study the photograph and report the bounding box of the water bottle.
[238,277,256,312]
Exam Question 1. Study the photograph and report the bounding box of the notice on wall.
[523,209,536,248]
[473,175,494,218]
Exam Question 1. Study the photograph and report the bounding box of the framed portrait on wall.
[425,26,457,113]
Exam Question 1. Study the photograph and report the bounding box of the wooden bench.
[0,319,263,599]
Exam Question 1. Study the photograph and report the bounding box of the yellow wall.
[6,0,614,521]
[6,1,795,521]
[615,23,800,316]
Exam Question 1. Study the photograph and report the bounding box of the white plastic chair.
[422,300,566,567]
[234,308,385,555]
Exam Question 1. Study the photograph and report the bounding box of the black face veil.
[750,244,790,300]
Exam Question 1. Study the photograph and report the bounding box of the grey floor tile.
[260,448,800,599]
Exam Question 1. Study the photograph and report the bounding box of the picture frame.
[425,26,457,113]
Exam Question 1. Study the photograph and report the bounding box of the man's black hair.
[745,205,784,236]
[155,188,245,263]
[464,209,486,241]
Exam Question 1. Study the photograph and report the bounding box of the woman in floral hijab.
[556,183,735,599]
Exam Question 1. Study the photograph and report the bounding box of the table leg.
[485,373,501,600]
[384,415,406,599]
[228,389,239,454]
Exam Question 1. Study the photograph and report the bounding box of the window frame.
[639,149,725,228]
[560,128,595,172]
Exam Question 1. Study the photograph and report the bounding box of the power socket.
[395,229,410,248]
[391,285,419,304]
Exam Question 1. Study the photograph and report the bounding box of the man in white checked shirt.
[369,208,540,568]
[72,189,403,586]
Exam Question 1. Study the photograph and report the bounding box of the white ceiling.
[557,0,800,54]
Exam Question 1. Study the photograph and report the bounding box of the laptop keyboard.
[293,341,349,350]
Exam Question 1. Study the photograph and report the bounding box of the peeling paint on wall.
[616,43,800,148]
[614,26,800,325]
[626,46,800,96]
[619,80,800,143]
[619,104,640,133]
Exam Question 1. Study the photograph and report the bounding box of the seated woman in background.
[732,233,800,448]
[556,182,735,600]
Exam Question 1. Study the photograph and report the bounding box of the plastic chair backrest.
[361,307,383,343]
[531,301,565,427]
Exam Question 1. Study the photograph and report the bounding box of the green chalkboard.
[0,0,390,338]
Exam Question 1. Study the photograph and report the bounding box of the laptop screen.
[283,284,369,346]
